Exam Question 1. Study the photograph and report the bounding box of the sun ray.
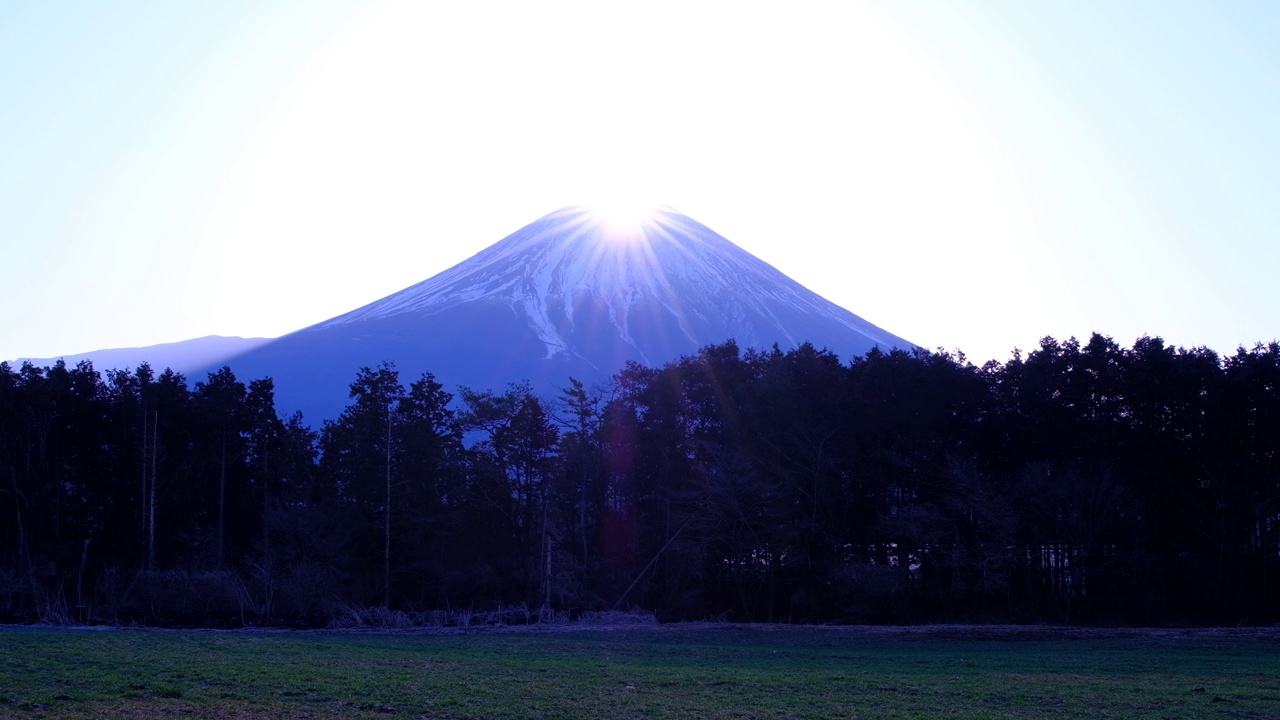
[583,201,662,241]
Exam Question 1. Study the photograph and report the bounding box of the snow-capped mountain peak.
[174,205,916,422]
[318,206,906,366]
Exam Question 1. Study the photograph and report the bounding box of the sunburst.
[584,201,661,241]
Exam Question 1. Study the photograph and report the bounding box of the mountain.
[14,335,272,376]
[205,206,913,423]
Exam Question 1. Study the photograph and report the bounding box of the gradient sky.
[3,0,1277,366]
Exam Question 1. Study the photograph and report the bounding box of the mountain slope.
[213,206,914,422]
[13,336,272,376]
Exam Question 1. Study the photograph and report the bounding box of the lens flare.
[585,201,660,240]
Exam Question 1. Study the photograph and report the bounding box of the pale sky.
[3,0,1277,366]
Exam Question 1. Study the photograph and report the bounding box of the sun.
[584,200,662,240]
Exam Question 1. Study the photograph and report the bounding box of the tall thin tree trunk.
[384,404,392,609]
[10,470,35,600]
[543,483,551,611]
[258,446,274,616]
[147,411,158,572]
[261,449,270,565]
[579,453,589,574]
[141,408,148,540]
[218,436,226,569]
[76,538,90,621]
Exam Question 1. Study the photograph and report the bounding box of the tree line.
[1,333,1277,626]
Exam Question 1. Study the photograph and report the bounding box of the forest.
[1,334,1277,627]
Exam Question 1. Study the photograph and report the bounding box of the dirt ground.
[265,620,1280,642]
[36,619,1280,641]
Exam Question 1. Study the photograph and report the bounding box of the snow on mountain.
[318,206,907,365]
[204,206,914,422]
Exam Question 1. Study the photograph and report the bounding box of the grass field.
[1,624,1277,719]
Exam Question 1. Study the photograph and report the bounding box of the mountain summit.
[213,206,914,421]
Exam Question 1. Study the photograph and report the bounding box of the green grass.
[1,625,1277,719]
